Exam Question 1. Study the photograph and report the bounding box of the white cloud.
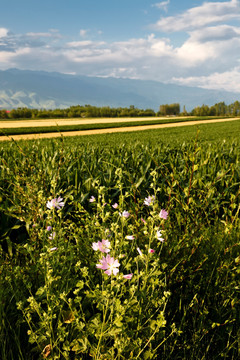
[0,29,238,85]
[176,24,240,67]
[172,66,240,92]
[153,0,240,32]
[66,40,94,47]
[0,28,8,38]
[188,24,240,42]
[26,31,62,39]
[0,47,31,67]
[152,1,170,12]
[26,32,54,38]
[79,29,88,37]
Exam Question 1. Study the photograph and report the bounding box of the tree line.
[190,101,240,116]
[0,105,156,119]
[0,101,240,119]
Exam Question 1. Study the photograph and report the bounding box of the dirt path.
[0,116,187,128]
[0,117,240,142]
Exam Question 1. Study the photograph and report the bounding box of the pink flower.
[47,226,52,231]
[47,197,64,210]
[159,209,168,220]
[92,239,111,253]
[89,196,96,203]
[148,248,155,253]
[144,195,155,206]
[96,254,120,276]
[112,203,118,209]
[141,217,147,224]
[119,210,130,218]
[49,232,56,240]
[125,235,135,240]
[123,273,133,279]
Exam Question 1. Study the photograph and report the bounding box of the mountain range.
[0,68,239,112]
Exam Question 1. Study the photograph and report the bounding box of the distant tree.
[232,101,240,116]
[191,104,210,116]
[213,102,226,116]
[138,109,156,116]
[159,103,180,116]
[0,110,9,119]
[181,105,188,116]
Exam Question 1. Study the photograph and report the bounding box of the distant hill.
[0,68,239,111]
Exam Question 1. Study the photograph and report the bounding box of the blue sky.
[0,0,240,92]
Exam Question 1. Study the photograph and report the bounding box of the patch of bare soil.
[0,116,185,129]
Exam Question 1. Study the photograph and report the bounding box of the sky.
[0,0,240,92]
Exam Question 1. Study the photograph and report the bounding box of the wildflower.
[49,232,56,240]
[123,273,133,279]
[156,230,164,242]
[159,209,168,220]
[137,247,143,256]
[141,217,147,224]
[47,197,64,210]
[47,226,52,231]
[112,203,118,209]
[96,254,120,276]
[144,195,155,206]
[89,196,96,203]
[125,235,135,240]
[119,210,130,218]
[92,239,111,253]
[148,248,155,253]
[50,247,58,251]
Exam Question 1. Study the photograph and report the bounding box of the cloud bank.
[0,0,240,92]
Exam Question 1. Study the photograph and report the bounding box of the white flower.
[49,232,56,240]
[156,230,164,242]
[46,197,64,210]
[50,247,58,251]
[144,195,155,206]
[125,235,135,240]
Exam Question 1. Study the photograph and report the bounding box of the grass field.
[0,120,240,359]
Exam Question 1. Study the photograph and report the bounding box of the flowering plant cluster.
[89,196,169,280]
[17,187,171,359]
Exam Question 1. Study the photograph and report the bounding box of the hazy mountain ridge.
[0,68,239,111]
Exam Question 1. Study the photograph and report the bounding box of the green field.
[1,120,240,359]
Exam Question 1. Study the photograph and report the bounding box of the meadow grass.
[0,120,240,359]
